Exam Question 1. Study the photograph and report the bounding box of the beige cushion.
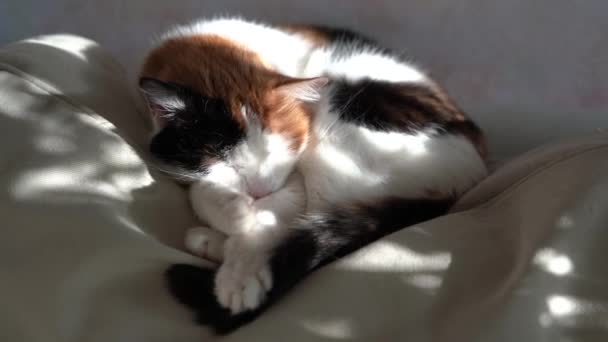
[1,35,607,342]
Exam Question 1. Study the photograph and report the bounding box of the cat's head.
[139,75,326,198]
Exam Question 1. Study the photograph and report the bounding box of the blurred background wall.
[1,0,607,159]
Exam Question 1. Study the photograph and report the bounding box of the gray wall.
[2,0,607,159]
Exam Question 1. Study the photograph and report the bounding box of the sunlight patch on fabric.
[402,273,443,291]
[533,248,573,276]
[25,34,97,61]
[101,141,144,168]
[547,295,579,316]
[35,135,77,154]
[12,166,124,200]
[337,241,452,272]
[556,214,574,229]
[542,294,608,329]
[300,317,354,339]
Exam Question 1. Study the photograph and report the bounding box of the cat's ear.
[139,77,186,119]
[274,76,329,103]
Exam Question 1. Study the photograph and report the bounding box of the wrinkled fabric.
[1,35,607,342]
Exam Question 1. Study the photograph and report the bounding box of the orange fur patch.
[141,35,313,151]
[141,35,270,127]
[261,90,312,151]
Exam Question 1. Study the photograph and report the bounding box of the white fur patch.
[229,123,300,198]
[302,119,487,207]
[203,162,243,190]
[215,235,273,314]
[162,17,316,78]
[359,128,432,155]
[144,93,185,113]
[326,51,427,84]
[189,171,255,236]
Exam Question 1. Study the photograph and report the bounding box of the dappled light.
[533,248,573,276]
[539,294,608,332]
[34,135,77,154]
[101,140,144,168]
[317,143,368,180]
[402,273,443,292]
[359,127,430,155]
[0,57,193,249]
[300,317,354,340]
[11,144,151,202]
[116,215,145,235]
[0,44,215,342]
[556,214,574,229]
[256,209,277,227]
[543,295,608,328]
[548,295,579,317]
[11,164,123,200]
[24,34,97,62]
[337,240,451,273]
[314,125,436,193]
[6,94,152,201]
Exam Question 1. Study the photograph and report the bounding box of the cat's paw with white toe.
[214,254,273,314]
[184,227,226,262]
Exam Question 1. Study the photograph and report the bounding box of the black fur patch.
[308,25,382,49]
[330,80,466,133]
[272,198,454,274]
[143,78,245,172]
[166,265,259,334]
[316,25,396,61]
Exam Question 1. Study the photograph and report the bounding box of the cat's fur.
[139,17,488,334]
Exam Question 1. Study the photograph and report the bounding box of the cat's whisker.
[147,163,201,181]
[317,85,368,142]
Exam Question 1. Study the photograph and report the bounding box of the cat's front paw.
[214,237,273,314]
[215,261,272,314]
[184,227,226,263]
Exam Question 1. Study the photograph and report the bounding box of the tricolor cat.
[139,17,487,333]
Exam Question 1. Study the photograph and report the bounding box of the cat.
[139,17,488,334]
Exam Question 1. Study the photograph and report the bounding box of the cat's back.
[286,25,489,205]
[152,18,396,79]
[157,17,317,78]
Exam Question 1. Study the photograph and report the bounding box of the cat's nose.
[246,180,272,199]
[250,190,271,199]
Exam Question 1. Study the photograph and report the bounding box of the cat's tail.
[166,197,453,334]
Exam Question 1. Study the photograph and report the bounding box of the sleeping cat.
[139,17,488,333]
